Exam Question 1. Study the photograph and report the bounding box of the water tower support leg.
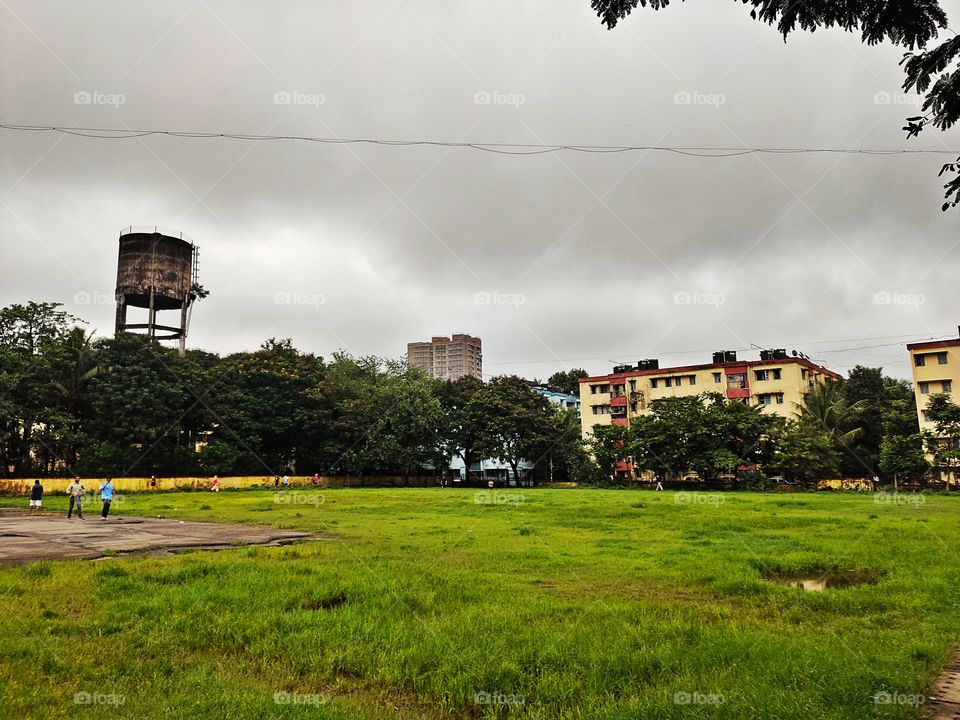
[114,296,127,334]
[148,288,156,340]
[178,300,189,357]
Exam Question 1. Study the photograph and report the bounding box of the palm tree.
[50,328,100,411]
[795,380,868,466]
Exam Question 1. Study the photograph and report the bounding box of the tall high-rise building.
[407,334,482,381]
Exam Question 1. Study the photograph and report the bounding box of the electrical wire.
[3,124,959,157]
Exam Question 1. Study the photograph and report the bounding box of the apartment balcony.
[726,388,750,399]
[609,396,628,407]
[612,417,629,426]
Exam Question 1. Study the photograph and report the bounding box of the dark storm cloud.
[2,0,959,381]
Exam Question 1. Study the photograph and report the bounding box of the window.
[801,369,808,380]
[629,379,636,391]
[651,378,658,389]
[915,354,926,367]
[775,393,784,404]
[757,394,771,405]
[630,402,637,413]
[920,382,930,395]
[727,373,747,389]
[944,380,953,393]
[938,352,949,365]
[772,369,781,380]
[713,372,722,383]
[689,375,696,386]
[592,405,611,415]
[664,378,672,388]
[755,370,769,382]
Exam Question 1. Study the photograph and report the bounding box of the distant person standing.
[150,475,157,489]
[29,480,43,514]
[312,473,319,485]
[66,477,85,519]
[282,475,290,487]
[210,476,220,492]
[98,478,115,520]
[273,475,280,488]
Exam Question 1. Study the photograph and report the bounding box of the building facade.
[579,350,840,439]
[906,337,960,433]
[407,334,482,381]
[532,386,581,417]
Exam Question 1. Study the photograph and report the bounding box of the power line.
[3,124,959,157]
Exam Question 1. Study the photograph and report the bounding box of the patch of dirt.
[303,592,349,610]
[760,567,882,591]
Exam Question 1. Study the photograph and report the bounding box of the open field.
[1,487,959,719]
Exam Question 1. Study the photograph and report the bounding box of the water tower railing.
[119,226,194,244]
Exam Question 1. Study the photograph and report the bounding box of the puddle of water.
[765,571,879,592]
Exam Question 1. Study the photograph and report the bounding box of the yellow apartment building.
[579,350,841,440]
[906,337,960,434]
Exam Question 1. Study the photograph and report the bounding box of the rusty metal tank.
[114,226,199,355]
[115,227,195,310]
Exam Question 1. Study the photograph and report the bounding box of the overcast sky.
[2,0,959,381]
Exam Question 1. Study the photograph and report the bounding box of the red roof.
[580,356,840,384]
[906,338,960,351]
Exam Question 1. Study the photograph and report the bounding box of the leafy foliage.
[0,302,576,481]
[546,368,588,396]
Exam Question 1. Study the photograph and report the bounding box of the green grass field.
[2,487,958,719]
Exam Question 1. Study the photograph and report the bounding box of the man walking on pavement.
[66,477,85,519]
[98,478,115,520]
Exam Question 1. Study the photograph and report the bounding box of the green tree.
[437,376,498,481]
[765,419,841,482]
[0,302,85,476]
[923,393,960,474]
[546,368,589,396]
[880,434,929,488]
[628,394,774,480]
[538,406,595,482]
[797,380,869,474]
[840,367,918,475]
[587,423,630,482]
[484,375,556,484]
[82,333,193,476]
[630,396,712,478]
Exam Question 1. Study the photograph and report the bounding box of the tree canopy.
[0,302,583,483]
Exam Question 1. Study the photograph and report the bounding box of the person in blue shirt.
[98,478,114,520]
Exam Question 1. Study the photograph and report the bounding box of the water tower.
[114,226,199,356]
